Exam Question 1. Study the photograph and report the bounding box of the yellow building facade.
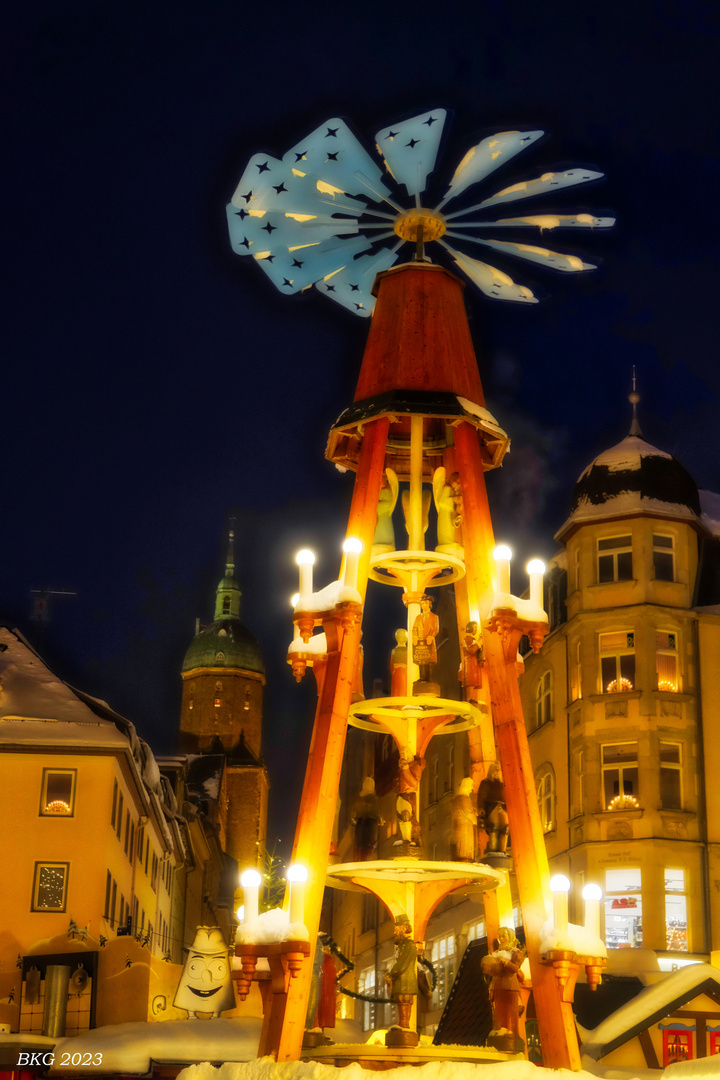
[520,431,720,962]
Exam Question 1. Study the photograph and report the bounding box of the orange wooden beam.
[271,417,389,1060]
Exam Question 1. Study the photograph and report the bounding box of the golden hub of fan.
[393,208,446,242]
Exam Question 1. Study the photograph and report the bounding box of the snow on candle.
[550,874,570,934]
[526,559,546,610]
[342,537,362,590]
[493,545,512,594]
[296,550,315,598]
[240,869,262,923]
[582,883,603,940]
[286,863,308,927]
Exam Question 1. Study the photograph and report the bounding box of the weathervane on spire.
[227,109,614,317]
[629,365,642,437]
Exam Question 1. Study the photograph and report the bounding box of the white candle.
[549,874,570,934]
[526,559,546,610]
[240,869,262,923]
[296,550,315,598]
[291,594,301,641]
[493,545,512,594]
[286,863,308,926]
[582,883,603,940]
[342,537,362,590]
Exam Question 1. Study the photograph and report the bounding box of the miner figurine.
[384,915,419,1047]
[412,594,439,694]
[477,760,510,862]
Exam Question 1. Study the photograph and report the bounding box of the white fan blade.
[493,213,615,229]
[445,245,538,303]
[473,238,596,272]
[314,244,402,317]
[440,130,544,207]
[283,118,393,203]
[479,168,604,210]
[374,109,447,197]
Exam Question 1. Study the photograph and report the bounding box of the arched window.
[214,680,222,708]
[222,596,231,614]
[535,671,553,729]
[244,683,251,711]
[536,767,555,833]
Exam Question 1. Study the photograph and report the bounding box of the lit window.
[602,743,639,810]
[358,967,376,1031]
[598,535,633,583]
[188,698,194,710]
[599,631,635,692]
[663,1030,693,1066]
[40,769,76,816]
[665,869,688,952]
[570,641,582,702]
[605,867,642,949]
[660,742,683,809]
[467,920,485,942]
[653,534,675,582]
[536,768,555,833]
[32,862,69,911]
[430,933,456,1009]
[572,749,585,816]
[534,671,553,728]
[244,684,251,711]
[657,630,679,691]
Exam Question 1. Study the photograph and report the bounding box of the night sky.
[3,1,719,851]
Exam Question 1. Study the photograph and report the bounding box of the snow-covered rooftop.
[580,962,720,1061]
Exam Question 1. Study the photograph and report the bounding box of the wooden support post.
[271,417,389,1061]
[482,621,582,1070]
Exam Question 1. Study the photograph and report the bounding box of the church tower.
[179,531,268,868]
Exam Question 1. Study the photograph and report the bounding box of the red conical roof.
[354,262,486,406]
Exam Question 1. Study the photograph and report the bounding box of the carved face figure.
[173,926,236,1016]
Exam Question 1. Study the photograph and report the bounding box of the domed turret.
[558,383,701,541]
[179,530,265,759]
[570,434,701,522]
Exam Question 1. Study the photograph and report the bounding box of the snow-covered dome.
[558,435,701,536]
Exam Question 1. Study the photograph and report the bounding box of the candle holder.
[577,955,607,992]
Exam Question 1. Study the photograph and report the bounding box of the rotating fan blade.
[374,109,447,197]
[254,235,372,295]
[439,130,544,208]
[313,244,402,317]
[471,238,596,272]
[231,155,368,219]
[493,213,615,230]
[443,243,538,303]
[283,118,393,203]
[227,205,359,262]
[478,168,604,211]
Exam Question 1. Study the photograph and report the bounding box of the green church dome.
[182,529,265,676]
[182,617,265,676]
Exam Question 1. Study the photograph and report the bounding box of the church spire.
[214,527,242,621]
[628,366,643,437]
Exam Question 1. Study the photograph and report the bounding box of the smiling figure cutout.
[173,926,235,1017]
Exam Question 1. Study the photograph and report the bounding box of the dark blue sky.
[3,0,719,846]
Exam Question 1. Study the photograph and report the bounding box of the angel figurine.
[433,467,463,555]
[372,468,399,555]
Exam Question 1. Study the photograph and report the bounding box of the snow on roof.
[40,1016,262,1074]
[580,962,720,1061]
[665,1052,720,1079]
[0,626,176,850]
[700,491,720,538]
[577,436,671,481]
[0,628,130,737]
[556,492,700,540]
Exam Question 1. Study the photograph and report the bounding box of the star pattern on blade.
[227,111,614,317]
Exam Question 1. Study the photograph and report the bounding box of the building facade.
[520,430,720,962]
